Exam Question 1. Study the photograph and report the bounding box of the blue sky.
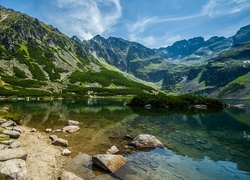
[1,0,250,48]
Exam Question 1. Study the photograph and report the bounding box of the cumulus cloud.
[50,0,122,40]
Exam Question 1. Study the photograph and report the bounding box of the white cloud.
[127,0,250,47]
[51,0,122,40]
[200,0,250,17]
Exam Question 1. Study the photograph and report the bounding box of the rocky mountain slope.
[0,6,155,98]
[82,35,175,83]
[82,26,250,98]
[163,41,250,98]
[155,24,250,63]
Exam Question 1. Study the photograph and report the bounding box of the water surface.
[0,98,249,179]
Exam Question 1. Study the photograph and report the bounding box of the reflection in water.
[0,98,249,179]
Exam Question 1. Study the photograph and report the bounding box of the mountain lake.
[0,98,249,180]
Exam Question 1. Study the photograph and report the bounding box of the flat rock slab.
[0,159,27,180]
[1,120,16,128]
[92,154,126,173]
[0,148,27,161]
[61,170,83,180]
[9,141,21,149]
[63,126,80,133]
[131,134,164,148]
[3,130,20,138]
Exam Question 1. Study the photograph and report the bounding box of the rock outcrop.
[131,134,164,148]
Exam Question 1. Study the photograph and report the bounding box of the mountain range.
[0,6,249,99]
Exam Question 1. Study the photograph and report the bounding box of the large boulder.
[62,126,80,133]
[92,154,126,173]
[0,149,27,161]
[60,170,83,180]
[131,134,164,148]
[0,159,27,180]
[3,130,20,138]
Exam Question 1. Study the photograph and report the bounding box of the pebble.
[61,149,71,156]
[30,128,37,132]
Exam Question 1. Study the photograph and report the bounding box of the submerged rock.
[62,125,80,133]
[52,138,69,147]
[60,170,83,180]
[45,128,52,133]
[92,154,126,173]
[107,145,119,154]
[67,120,80,126]
[131,134,164,148]
[0,159,27,180]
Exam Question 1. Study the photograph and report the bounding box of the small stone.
[52,129,62,133]
[1,120,16,128]
[62,126,80,133]
[30,128,37,132]
[45,128,52,133]
[49,135,58,141]
[3,130,20,138]
[52,138,69,147]
[12,126,23,133]
[107,145,119,154]
[67,120,80,126]
[9,141,21,149]
[61,149,71,156]
[60,171,83,180]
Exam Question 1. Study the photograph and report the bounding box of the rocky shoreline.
[0,108,164,179]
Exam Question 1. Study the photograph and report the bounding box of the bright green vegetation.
[69,70,154,90]
[127,92,225,109]
[1,75,47,88]
[12,67,27,79]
